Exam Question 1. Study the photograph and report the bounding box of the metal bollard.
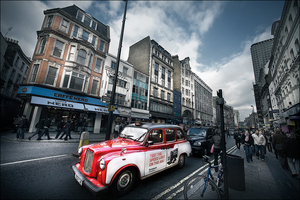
[78,131,90,149]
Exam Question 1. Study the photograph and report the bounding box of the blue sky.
[1,1,285,121]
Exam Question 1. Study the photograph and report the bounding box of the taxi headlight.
[100,159,105,170]
[194,141,201,146]
[78,147,83,154]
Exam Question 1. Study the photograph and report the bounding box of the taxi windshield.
[119,127,148,142]
[187,128,207,137]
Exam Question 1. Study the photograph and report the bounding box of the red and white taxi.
[71,122,192,197]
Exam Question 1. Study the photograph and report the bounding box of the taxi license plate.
[75,174,83,186]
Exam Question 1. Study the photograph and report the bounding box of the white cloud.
[194,28,273,121]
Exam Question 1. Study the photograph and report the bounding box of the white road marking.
[0,154,68,166]
[152,145,237,200]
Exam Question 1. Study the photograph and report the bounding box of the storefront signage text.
[54,93,88,102]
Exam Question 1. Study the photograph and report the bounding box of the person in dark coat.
[28,118,44,140]
[234,131,241,149]
[55,119,65,139]
[16,115,29,139]
[282,133,300,178]
[241,130,254,163]
[37,117,52,140]
[272,129,287,167]
[210,129,223,171]
[59,119,72,140]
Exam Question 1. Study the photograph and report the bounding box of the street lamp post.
[105,0,128,141]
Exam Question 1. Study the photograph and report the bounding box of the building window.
[16,74,21,84]
[52,40,64,58]
[99,40,105,52]
[91,21,97,30]
[161,67,165,79]
[45,66,58,85]
[88,53,93,68]
[161,90,165,99]
[44,15,54,28]
[30,64,39,82]
[153,87,158,97]
[59,18,69,33]
[37,38,46,54]
[15,56,19,66]
[20,62,25,71]
[82,30,89,41]
[77,49,87,65]
[76,11,83,22]
[91,79,99,95]
[123,67,128,75]
[111,61,117,69]
[24,67,29,74]
[73,25,79,37]
[92,35,96,46]
[62,71,87,91]
[167,70,171,88]
[95,58,102,72]
[68,45,76,61]
[167,93,171,101]
[84,16,91,26]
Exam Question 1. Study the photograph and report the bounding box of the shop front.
[17,85,118,134]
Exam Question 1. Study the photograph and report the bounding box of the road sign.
[108,104,115,112]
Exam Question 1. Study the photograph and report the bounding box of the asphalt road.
[0,135,235,199]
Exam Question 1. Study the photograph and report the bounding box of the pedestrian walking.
[227,129,231,138]
[12,115,22,133]
[28,118,44,140]
[210,129,223,172]
[252,130,260,159]
[16,115,29,139]
[241,130,254,163]
[258,130,266,161]
[272,129,287,168]
[37,117,52,140]
[234,130,241,149]
[114,123,120,138]
[55,119,65,139]
[59,119,72,140]
[282,132,300,179]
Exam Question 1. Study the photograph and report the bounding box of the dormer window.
[76,11,83,22]
[44,15,54,28]
[84,16,91,26]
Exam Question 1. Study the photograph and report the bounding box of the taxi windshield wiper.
[134,132,147,142]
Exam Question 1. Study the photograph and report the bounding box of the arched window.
[77,49,87,65]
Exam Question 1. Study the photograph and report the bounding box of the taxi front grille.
[83,149,94,174]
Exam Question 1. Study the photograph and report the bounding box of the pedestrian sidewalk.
[0,129,106,143]
[227,145,300,199]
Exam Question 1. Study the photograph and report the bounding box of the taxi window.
[148,129,163,143]
[176,129,184,140]
[166,129,175,142]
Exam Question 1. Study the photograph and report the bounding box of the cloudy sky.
[1,0,285,121]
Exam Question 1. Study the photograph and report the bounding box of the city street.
[0,133,235,199]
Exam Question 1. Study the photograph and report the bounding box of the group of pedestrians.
[235,128,300,179]
[27,117,72,141]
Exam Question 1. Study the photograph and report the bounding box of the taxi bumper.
[71,164,109,196]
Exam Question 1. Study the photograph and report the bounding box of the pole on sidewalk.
[105,0,128,141]
[217,89,229,199]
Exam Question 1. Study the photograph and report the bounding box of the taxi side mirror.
[146,140,154,147]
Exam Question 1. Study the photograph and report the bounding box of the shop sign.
[131,112,149,119]
[84,104,119,114]
[118,107,131,117]
[31,96,84,110]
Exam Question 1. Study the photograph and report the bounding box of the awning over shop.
[31,96,119,114]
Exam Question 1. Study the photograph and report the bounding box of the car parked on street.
[186,126,215,156]
[71,122,192,197]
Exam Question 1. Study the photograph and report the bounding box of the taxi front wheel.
[111,168,137,197]
[177,154,185,169]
